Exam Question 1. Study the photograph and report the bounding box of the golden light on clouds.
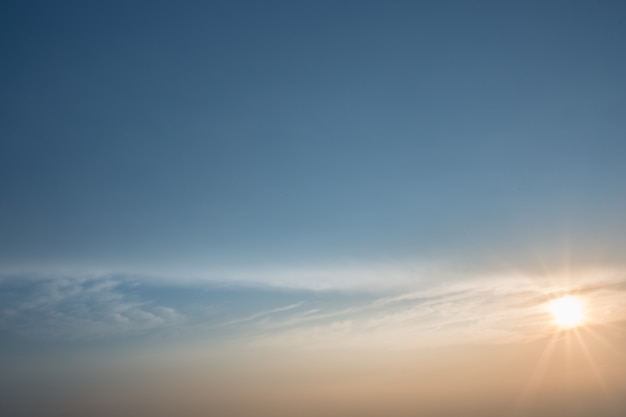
[548,295,585,328]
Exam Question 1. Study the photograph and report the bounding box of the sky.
[1,1,626,416]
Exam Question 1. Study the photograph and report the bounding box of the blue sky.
[3,1,626,276]
[2,2,626,416]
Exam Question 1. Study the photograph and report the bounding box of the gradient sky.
[2,1,626,416]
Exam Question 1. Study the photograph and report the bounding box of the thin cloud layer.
[251,276,626,350]
[2,270,624,350]
[0,275,185,341]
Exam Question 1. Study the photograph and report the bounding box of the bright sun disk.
[549,295,585,328]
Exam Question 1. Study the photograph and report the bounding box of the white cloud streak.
[219,302,305,327]
[0,275,185,341]
[2,269,625,351]
[249,272,626,350]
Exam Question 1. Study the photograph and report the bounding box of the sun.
[548,295,585,328]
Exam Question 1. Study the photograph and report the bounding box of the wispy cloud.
[0,275,185,341]
[2,269,625,351]
[219,302,305,327]
[250,273,626,350]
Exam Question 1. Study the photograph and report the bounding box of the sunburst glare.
[548,295,585,328]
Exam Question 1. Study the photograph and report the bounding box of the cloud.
[0,275,185,341]
[219,302,305,327]
[2,268,625,351]
[250,272,626,350]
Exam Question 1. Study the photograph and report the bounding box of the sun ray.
[510,331,560,414]
[572,329,612,397]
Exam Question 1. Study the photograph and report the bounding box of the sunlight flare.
[548,295,585,328]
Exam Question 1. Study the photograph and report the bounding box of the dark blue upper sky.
[2,1,626,275]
